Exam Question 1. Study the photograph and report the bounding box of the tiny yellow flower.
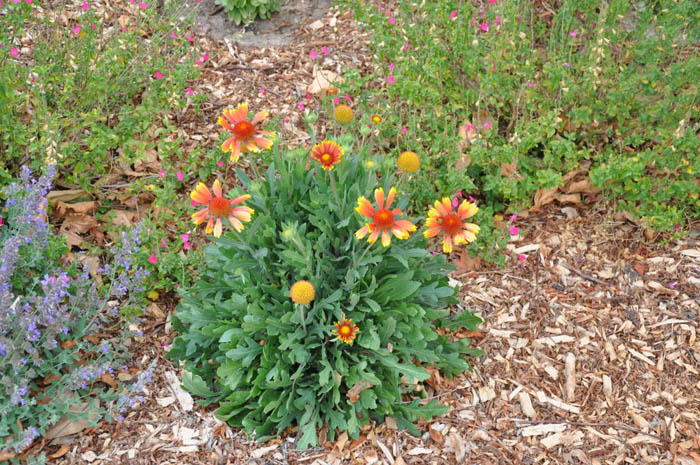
[290,280,315,305]
[334,104,354,124]
[397,151,420,173]
[364,160,377,169]
[147,290,159,301]
[370,114,382,124]
[332,317,359,344]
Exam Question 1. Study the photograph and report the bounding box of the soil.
[194,0,333,47]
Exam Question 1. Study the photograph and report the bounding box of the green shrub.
[338,0,700,231]
[216,0,282,25]
[168,124,483,448]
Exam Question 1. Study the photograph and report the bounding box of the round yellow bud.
[290,280,315,305]
[147,290,159,301]
[333,104,354,124]
[397,151,420,173]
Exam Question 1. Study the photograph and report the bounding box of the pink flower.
[491,64,496,71]
[430,250,439,255]
[344,93,352,103]
[388,63,395,71]
[196,59,203,66]
[388,16,396,25]
[480,21,489,32]
[321,46,329,55]
[401,41,410,51]
[495,16,500,24]
[201,53,209,61]
[468,196,475,202]
[465,124,475,132]
[89,24,96,30]
[456,189,463,198]
[509,214,518,222]
[148,253,158,264]
[518,254,526,262]
[160,238,167,247]
[509,225,520,236]
[217,160,224,168]
[450,10,457,20]
[181,233,190,242]
[377,6,383,13]
[176,171,184,181]
[71,24,81,34]
[154,71,163,79]
[489,0,496,5]
[158,169,165,178]
[386,74,394,84]
[170,31,177,39]
[185,87,194,96]
[81,1,88,9]
[332,97,340,104]
[470,17,475,25]
[11,47,19,57]
[526,81,534,86]
[139,1,147,9]
[452,197,458,208]
[570,31,577,37]
[305,92,312,100]
[186,33,194,43]
[297,101,305,110]
[190,200,198,207]
[668,282,676,289]
[259,88,266,96]
[309,49,318,59]
[401,126,407,135]
[483,121,492,129]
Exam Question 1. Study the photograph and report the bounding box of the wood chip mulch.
[31,2,700,464]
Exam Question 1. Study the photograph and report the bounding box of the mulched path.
[25,1,700,464]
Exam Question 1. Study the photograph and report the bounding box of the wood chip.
[521,423,568,437]
[519,391,537,419]
[565,352,576,402]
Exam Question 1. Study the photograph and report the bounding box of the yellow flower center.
[441,213,462,234]
[320,153,332,164]
[373,208,395,229]
[209,197,232,217]
[233,120,255,140]
[339,324,352,336]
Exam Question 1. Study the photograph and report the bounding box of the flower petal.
[381,230,391,247]
[442,234,453,253]
[212,179,223,198]
[205,216,214,234]
[218,115,234,132]
[385,187,397,209]
[191,208,209,225]
[228,216,244,232]
[374,187,385,209]
[251,110,269,125]
[355,224,371,239]
[213,218,223,237]
[435,197,452,216]
[424,226,441,238]
[231,206,253,222]
[190,182,212,204]
[368,228,380,244]
[355,197,375,218]
[229,140,242,162]
[254,136,274,150]
[221,136,236,153]
[458,200,478,219]
[231,194,251,205]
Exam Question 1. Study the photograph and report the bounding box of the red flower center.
[233,121,255,140]
[373,208,395,229]
[339,324,352,336]
[441,213,462,234]
[209,197,231,217]
[320,153,332,164]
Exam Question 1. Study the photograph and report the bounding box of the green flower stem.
[328,170,341,210]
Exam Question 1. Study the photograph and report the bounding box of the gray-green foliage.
[216,0,282,25]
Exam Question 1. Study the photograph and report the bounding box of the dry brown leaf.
[44,402,100,439]
[384,416,398,430]
[0,451,15,461]
[110,210,137,227]
[48,444,70,459]
[446,433,468,461]
[555,193,581,204]
[55,200,96,217]
[531,186,559,212]
[47,189,88,202]
[500,161,521,179]
[567,178,601,194]
[307,66,343,94]
[334,431,349,452]
[457,250,481,272]
[347,380,373,403]
[395,456,407,465]
[429,425,445,444]
[60,214,98,234]
[100,372,117,389]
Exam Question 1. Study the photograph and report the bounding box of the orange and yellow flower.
[355,187,416,247]
[190,180,254,238]
[310,140,343,170]
[424,198,479,253]
[290,280,315,305]
[218,103,275,163]
[332,317,359,344]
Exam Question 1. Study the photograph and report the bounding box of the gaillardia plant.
[168,112,482,448]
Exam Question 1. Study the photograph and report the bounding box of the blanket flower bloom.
[355,187,416,247]
[290,280,315,305]
[218,103,275,162]
[190,180,253,237]
[397,151,420,172]
[332,317,359,344]
[424,198,480,253]
[310,140,343,170]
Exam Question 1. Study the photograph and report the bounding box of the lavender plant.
[0,167,154,461]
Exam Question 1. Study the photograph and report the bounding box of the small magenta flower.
[321,46,329,55]
[388,16,396,24]
[154,71,163,79]
[401,126,407,135]
[81,1,88,9]
[176,171,184,181]
[71,24,82,34]
[170,31,177,39]
[518,254,526,262]
[450,10,457,20]
[139,1,147,9]
[509,225,520,236]
[386,74,394,84]
[11,47,19,57]
[480,21,489,32]
[309,49,318,59]
[185,87,194,96]
[148,253,157,264]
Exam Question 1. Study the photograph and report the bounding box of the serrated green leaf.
[181,371,217,398]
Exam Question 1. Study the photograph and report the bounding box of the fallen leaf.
[110,210,137,227]
[531,186,558,211]
[0,452,15,462]
[555,193,581,204]
[385,416,398,430]
[347,380,373,403]
[251,444,278,458]
[429,425,444,444]
[45,401,100,439]
[47,189,88,202]
[334,431,349,452]
[60,214,99,234]
[100,372,117,389]
[567,178,601,194]
[446,433,468,461]
[48,444,70,459]
[457,250,481,272]
[561,207,579,218]
[55,200,97,217]
[307,66,343,94]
